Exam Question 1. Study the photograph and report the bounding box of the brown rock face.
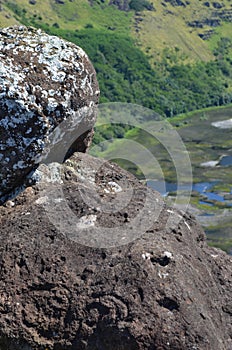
[0,26,99,202]
[0,152,231,350]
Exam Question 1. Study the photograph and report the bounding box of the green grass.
[208,238,232,253]
[3,0,232,63]
[211,183,232,192]
[0,2,19,27]
[133,2,213,64]
[206,219,232,254]
[92,104,232,185]
[207,22,232,53]
[4,0,133,34]
[169,103,232,125]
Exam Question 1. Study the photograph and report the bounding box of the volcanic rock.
[0,26,99,203]
[109,0,130,11]
[0,152,231,350]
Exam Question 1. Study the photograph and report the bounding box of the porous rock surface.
[0,152,231,350]
[0,26,99,202]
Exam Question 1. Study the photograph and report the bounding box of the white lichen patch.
[103,181,122,194]
[35,196,49,205]
[37,163,63,184]
[167,209,174,214]
[158,271,169,279]
[163,251,172,259]
[76,215,97,229]
[142,252,151,260]
[13,160,26,170]
[184,221,191,231]
[107,181,122,193]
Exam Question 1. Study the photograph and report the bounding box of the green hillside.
[2,0,232,61]
[1,0,232,117]
[135,0,232,62]
[0,0,133,34]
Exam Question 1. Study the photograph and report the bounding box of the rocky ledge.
[0,152,231,350]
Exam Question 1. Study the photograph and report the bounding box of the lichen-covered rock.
[0,152,231,350]
[0,25,99,202]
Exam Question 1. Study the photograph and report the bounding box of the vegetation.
[2,1,232,145]
[22,25,231,124]
[129,0,153,11]
[2,1,232,118]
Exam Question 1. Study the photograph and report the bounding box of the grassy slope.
[0,2,19,27]
[133,1,214,63]
[133,0,232,63]
[2,0,132,34]
[208,21,232,53]
[1,0,232,63]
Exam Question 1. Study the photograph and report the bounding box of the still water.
[147,180,232,206]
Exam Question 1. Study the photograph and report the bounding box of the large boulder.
[0,152,231,350]
[0,26,99,203]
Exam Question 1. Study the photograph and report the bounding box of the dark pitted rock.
[109,0,130,11]
[0,152,231,350]
[188,18,221,28]
[164,0,186,6]
[0,26,99,203]
[212,2,224,9]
